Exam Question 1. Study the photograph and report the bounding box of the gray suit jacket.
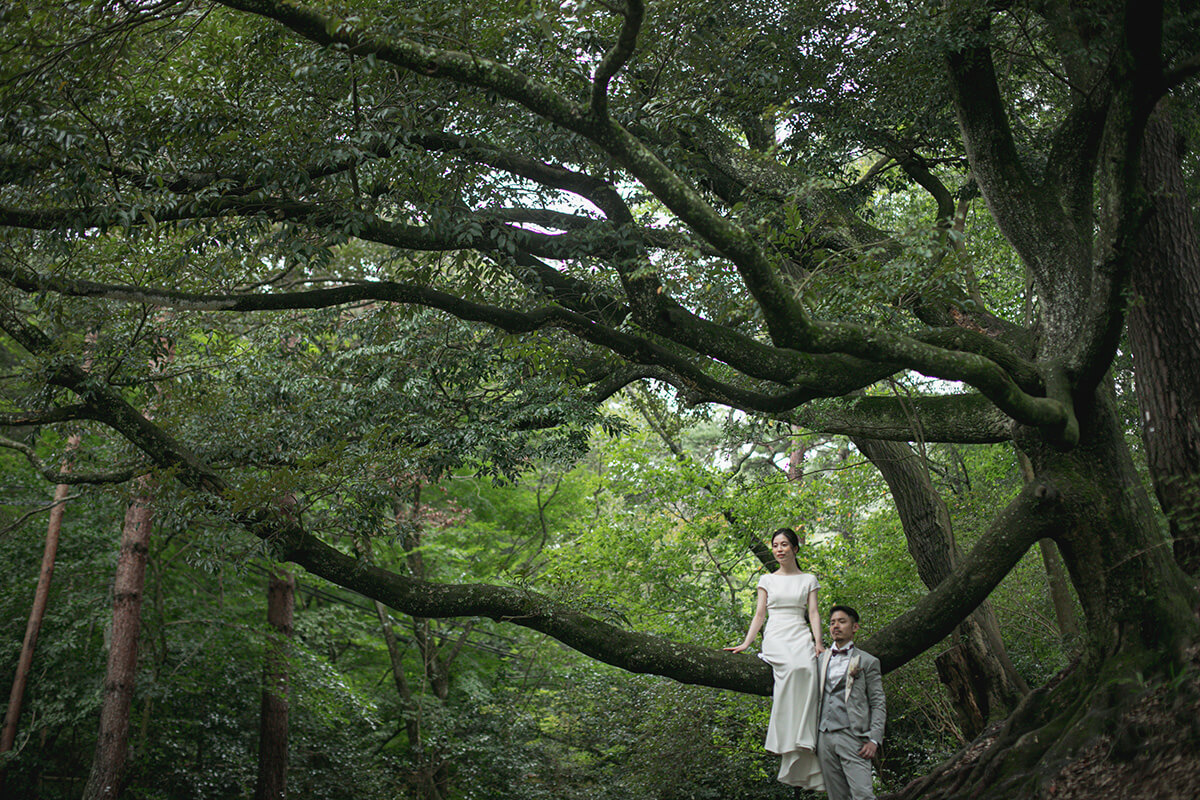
[819,646,886,744]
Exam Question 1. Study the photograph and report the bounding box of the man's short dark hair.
[830,604,860,624]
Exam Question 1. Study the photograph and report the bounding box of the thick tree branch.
[790,394,1013,444]
[810,321,1072,446]
[502,249,629,325]
[944,35,1083,302]
[1066,1,1165,395]
[896,152,956,223]
[0,196,612,263]
[285,518,773,694]
[408,130,635,224]
[861,480,1065,671]
[1041,94,1107,247]
[482,208,597,231]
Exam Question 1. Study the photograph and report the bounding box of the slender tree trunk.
[853,437,1027,739]
[254,567,294,800]
[372,599,445,800]
[393,487,459,798]
[1128,107,1200,576]
[358,521,447,800]
[1036,540,1079,639]
[374,600,417,724]
[0,434,81,794]
[82,483,154,800]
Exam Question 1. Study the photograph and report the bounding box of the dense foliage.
[2,403,1078,798]
[2,1,1198,798]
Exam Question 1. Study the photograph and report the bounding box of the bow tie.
[831,647,852,656]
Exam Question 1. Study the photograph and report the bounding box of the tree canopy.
[2,1,1200,796]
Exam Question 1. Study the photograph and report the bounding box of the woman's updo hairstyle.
[771,527,801,549]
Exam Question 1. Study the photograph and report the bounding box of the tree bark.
[0,434,81,794]
[1128,107,1200,576]
[254,567,294,800]
[1034,391,1198,663]
[82,483,154,800]
[853,437,1028,739]
[1015,449,1081,640]
[894,392,1199,800]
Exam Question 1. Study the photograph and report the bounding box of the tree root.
[884,646,1200,800]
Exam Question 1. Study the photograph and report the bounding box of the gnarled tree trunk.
[894,392,1198,800]
[853,437,1028,739]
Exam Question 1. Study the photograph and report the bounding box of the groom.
[818,605,886,800]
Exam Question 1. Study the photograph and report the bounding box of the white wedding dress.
[757,571,825,789]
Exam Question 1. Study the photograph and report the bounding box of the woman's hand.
[727,587,768,655]
[814,643,826,656]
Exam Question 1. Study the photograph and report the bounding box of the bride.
[726,527,825,789]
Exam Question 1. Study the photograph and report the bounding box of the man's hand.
[858,741,878,759]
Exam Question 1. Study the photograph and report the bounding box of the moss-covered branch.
[790,393,1013,444]
[861,481,1066,671]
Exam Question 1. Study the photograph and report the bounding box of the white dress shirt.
[825,641,855,691]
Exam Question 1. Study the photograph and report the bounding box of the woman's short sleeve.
[756,573,770,593]
[805,573,819,594]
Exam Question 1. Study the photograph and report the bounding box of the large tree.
[2,1,1198,796]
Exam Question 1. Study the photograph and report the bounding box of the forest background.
[1,1,1199,799]
[2,391,1080,800]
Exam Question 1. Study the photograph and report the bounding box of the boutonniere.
[848,655,862,678]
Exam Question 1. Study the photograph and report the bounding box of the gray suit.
[817,646,886,800]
